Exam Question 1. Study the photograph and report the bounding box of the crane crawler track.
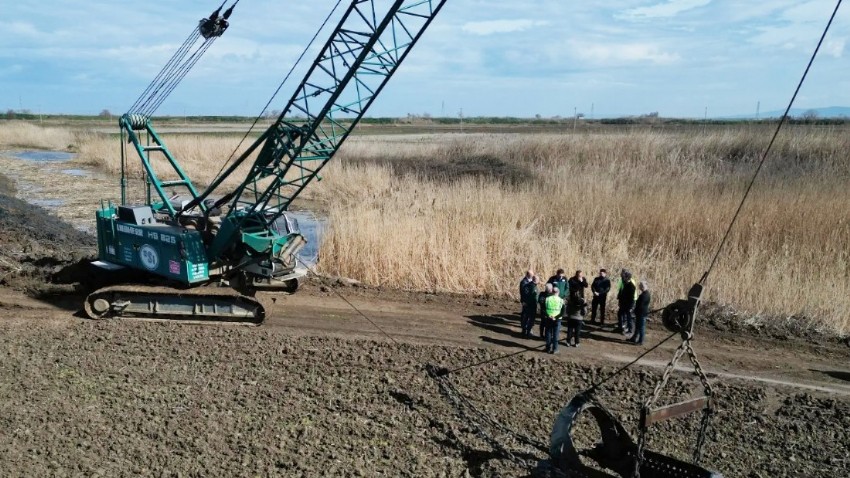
[84,285,265,325]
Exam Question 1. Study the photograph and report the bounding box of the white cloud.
[622,0,711,19]
[569,41,680,65]
[823,38,846,58]
[461,19,548,36]
[0,21,41,37]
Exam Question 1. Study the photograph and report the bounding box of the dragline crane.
[83,2,733,477]
[85,0,448,322]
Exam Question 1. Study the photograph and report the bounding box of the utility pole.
[573,106,578,131]
[756,101,760,120]
[459,107,463,134]
[703,106,708,134]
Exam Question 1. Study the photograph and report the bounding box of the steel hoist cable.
[127,29,202,114]
[139,38,220,117]
[625,7,844,474]
[127,0,238,117]
[699,0,844,287]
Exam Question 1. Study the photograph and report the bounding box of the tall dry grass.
[0,121,76,151]
[74,132,257,188]
[315,130,850,335]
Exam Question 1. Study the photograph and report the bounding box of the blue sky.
[1,0,848,118]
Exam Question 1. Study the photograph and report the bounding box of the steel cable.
[140,38,218,117]
[699,0,843,286]
[255,3,844,474]
[137,40,209,117]
[129,0,241,116]
[128,27,202,114]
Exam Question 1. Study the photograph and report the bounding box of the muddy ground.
[1,162,850,477]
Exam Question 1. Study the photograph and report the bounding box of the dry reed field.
[317,129,850,335]
[0,121,76,151]
[74,131,256,188]
[2,121,848,335]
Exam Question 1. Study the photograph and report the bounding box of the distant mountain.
[725,106,850,119]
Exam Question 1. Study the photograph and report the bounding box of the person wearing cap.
[542,283,565,354]
[590,269,611,324]
[616,269,637,334]
[547,268,569,299]
[565,288,587,347]
[630,280,652,345]
[520,274,540,338]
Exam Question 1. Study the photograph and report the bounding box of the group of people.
[518,268,651,354]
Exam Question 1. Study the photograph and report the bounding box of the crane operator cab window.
[271,213,300,237]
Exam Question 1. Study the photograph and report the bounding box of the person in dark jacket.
[520,275,539,337]
[616,270,637,334]
[564,289,587,347]
[519,270,534,297]
[590,269,611,324]
[519,269,534,327]
[568,270,588,299]
[630,281,651,345]
[537,283,554,338]
[547,268,569,299]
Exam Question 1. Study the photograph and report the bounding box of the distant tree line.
[2,109,848,126]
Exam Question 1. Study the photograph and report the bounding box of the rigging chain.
[430,366,546,469]
[631,336,714,478]
[305,262,550,466]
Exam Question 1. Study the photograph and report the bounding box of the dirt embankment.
[0,172,95,292]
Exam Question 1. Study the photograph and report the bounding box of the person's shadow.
[582,329,632,345]
[466,313,551,350]
[467,313,523,338]
[811,369,850,383]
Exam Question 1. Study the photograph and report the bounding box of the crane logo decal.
[139,244,160,271]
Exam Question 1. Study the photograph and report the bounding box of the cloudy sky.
[1,0,848,118]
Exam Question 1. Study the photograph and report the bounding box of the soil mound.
[0,172,96,291]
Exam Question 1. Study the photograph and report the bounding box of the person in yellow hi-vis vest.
[616,269,638,334]
[543,283,565,354]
